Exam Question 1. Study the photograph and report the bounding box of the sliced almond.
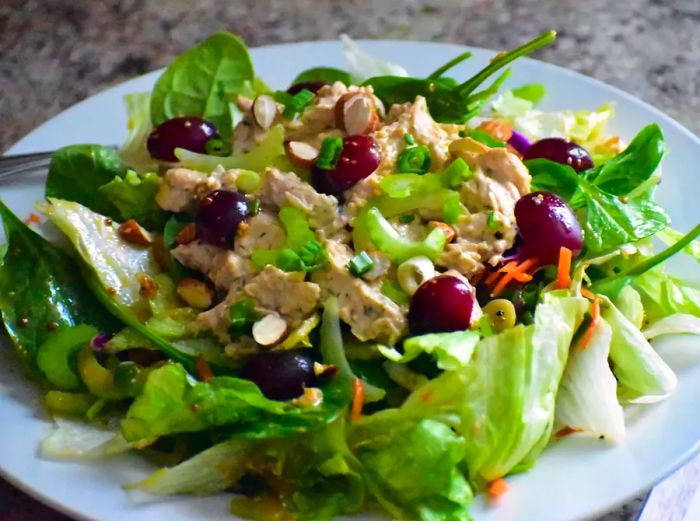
[252,315,288,347]
[118,219,152,246]
[428,221,456,243]
[236,94,254,112]
[335,93,379,135]
[137,274,159,300]
[177,278,214,309]
[292,387,323,408]
[252,94,279,129]
[175,223,197,245]
[285,141,319,169]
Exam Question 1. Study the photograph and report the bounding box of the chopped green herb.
[403,133,416,146]
[458,129,469,138]
[347,251,375,277]
[316,136,344,170]
[468,129,506,148]
[273,89,315,119]
[396,145,432,174]
[398,214,416,224]
[298,240,328,271]
[228,298,258,338]
[381,280,409,305]
[442,158,472,188]
[487,211,500,230]
[248,198,261,215]
[443,196,462,225]
[204,138,232,156]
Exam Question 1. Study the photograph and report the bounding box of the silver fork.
[0,150,55,182]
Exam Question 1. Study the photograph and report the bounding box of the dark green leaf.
[583,124,665,195]
[526,158,581,201]
[150,32,255,139]
[0,201,119,371]
[291,66,353,86]
[45,144,126,219]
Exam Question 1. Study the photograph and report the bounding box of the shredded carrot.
[478,119,514,142]
[581,288,595,300]
[484,270,504,286]
[420,389,435,403]
[579,298,601,350]
[24,213,41,225]
[351,378,364,422]
[555,246,572,289]
[196,356,214,382]
[490,258,538,297]
[487,478,509,501]
[497,260,520,274]
[555,426,584,438]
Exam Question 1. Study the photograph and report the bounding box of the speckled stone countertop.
[0,0,698,519]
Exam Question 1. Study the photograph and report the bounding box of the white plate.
[2,39,700,521]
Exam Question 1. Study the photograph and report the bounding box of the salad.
[2,30,700,521]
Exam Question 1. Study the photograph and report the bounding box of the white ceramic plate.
[1,40,699,521]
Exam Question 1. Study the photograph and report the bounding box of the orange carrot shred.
[581,288,595,300]
[491,258,537,297]
[498,260,520,274]
[487,478,509,501]
[24,213,41,225]
[555,426,584,438]
[484,270,503,286]
[196,356,214,382]
[351,378,364,422]
[555,246,572,289]
[579,298,601,350]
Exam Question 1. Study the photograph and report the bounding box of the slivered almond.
[236,94,254,112]
[252,94,279,129]
[252,315,288,347]
[428,221,456,243]
[285,141,319,169]
[118,219,152,246]
[177,278,214,309]
[137,274,158,300]
[175,223,197,245]
[335,93,379,135]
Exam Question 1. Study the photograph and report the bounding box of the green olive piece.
[483,299,517,332]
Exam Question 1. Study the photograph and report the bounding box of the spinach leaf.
[528,158,669,255]
[291,66,353,86]
[45,144,126,219]
[364,31,555,124]
[0,201,119,370]
[98,171,166,230]
[150,32,254,139]
[583,124,665,195]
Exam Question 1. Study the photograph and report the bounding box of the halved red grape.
[524,137,594,172]
[241,350,315,400]
[408,275,475,334]
[147,116,220,162]
[287,81,328,95]
[195,190,249,248]
[515,191,583,265]
[312,135,381,195]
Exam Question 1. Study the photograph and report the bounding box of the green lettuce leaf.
[613,285,644,329]
[0,201,119,370]
[150,32,255,139]
[634,267,700,322]
[554,318,625,441]
[291,66,353,86]
[98,170,166,230]
[119,92,158,173]
[379,330,479,370]
[657,227,700,262]
[643,313,700,339]
[40,418,131,460]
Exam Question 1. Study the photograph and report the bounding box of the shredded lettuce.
[98,170,166,230]
[340,34,408,82]
[555,319,625,442]
[643,314,700,340]
[379,330,479,370]
[41,419,131,460]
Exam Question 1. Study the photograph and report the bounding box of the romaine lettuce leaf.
[40,418,131,460]
[603,297,677,403]
[379,330,479,370]
[119,92,158,173]
[613,285,644,329]
[643,314,700,340]
[634,267,700,322]
[98,170,166,230]
[554,319,625,442]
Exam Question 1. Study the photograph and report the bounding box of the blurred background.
[0,0,698,520]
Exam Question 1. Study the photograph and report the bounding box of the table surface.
[1,0,699,520]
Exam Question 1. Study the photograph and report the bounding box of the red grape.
[312,135,381,195]
[195,190,249,248]
[408,275,475,334]
[287,82,328,95]
[524,137,594,172]
[147,116,220,162]
[515,191,583,264]
[241,350,315,400]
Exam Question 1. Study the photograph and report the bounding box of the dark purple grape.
[147,116,220,162]
[524,137,594,172]
[287,82,328,95]
[408,275,475,334]
[312,135,381,195]
[241,350,315,400]
[515,191,583,265]
[196,190,249,248]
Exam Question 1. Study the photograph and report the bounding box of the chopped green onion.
[442,158,472,188]
[276,248,304,272]
[398,214,416,224]
[316,136,344,170]
[381,280,409,305]
[228,298,258,338]
[487,211,499,230]
[468,129,506,148]
[274,89,315,119]
[248,198,261,215]
[397,145,432,174]
[443,195,462,224]
[458,129,469,138]
[298,239,328,271]
[512,82,546,104]
[347,251,375,277]
[204,138,232,156]
[403,133,416,146]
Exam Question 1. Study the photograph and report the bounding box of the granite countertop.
[0,0,698,519]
